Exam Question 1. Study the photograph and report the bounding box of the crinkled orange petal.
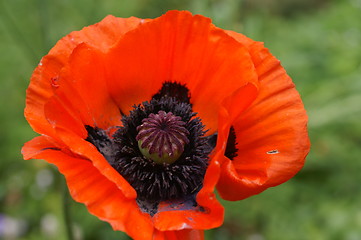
[51,43,123,129]
[39,117,136,199]
[105,10,258,134]
[25,15,144,139]
[42,94,87,145]
[28,42,148,201]
[22,136,153,240]
[153,229,204,240]
[220,83,259,131]
[217,31,310,201]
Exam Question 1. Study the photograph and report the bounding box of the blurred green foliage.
[0,0,360,239]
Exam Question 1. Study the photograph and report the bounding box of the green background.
[1,0,361,239]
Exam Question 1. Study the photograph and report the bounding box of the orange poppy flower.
[22,10,309,240]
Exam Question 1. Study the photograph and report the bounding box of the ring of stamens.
[85,83,215,212]
[111,97,210,203]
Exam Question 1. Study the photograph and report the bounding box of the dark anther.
[152,81,191,104]
[225,126,238,160]
[206,133,218,150]
[85,126,119,165]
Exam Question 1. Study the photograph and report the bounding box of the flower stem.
[63,180,75,240]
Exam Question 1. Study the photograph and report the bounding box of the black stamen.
[206,133,218,150]
[113,96,210,202]
[152,81,191,104]
[225,126,238,160]
[85,126,119,165]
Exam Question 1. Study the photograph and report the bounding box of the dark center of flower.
[85,82,217,215]
[136,111,189,164]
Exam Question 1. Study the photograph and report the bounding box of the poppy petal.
[50,43,123,130]
[153,229,204,240]
[44,94,88,139]
[105,10,258,133]
[40,47,136,198]
[220,83,259,129]
[25,15,144,139]
[22,136,61,160]
[217,32,310,201]
[42,124,137,199]
[22,136,154,240]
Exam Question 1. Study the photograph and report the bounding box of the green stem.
[63,181,75,240]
